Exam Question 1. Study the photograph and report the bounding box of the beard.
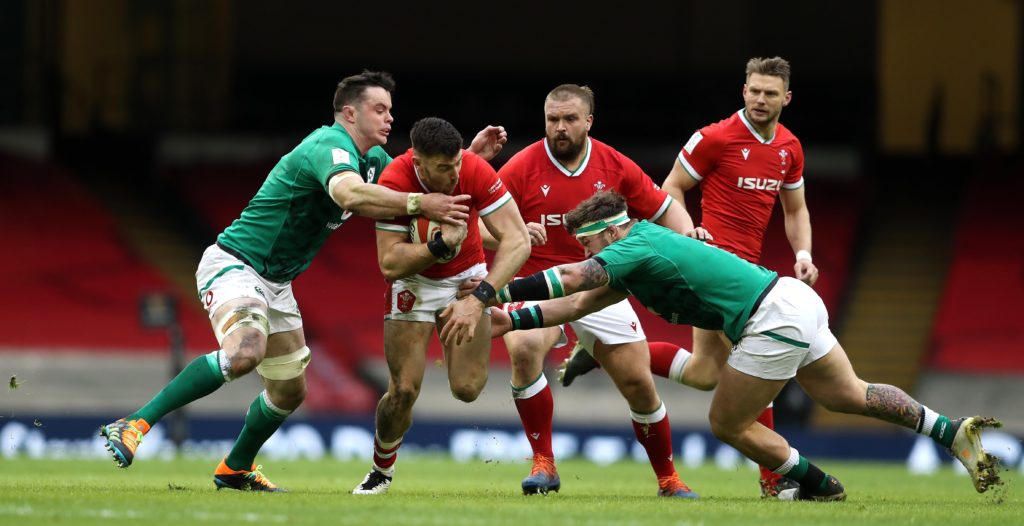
[547,134,585,163]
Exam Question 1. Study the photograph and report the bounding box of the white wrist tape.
[795,250,812,262]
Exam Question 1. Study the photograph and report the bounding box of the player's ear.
[783,91,792,107]
[339,104,358,123]
[586,114,593,131]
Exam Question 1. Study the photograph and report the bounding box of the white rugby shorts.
[512,297,646,353]
[728,277,839,380]
[385,263,488,323]
[195,244,302,336]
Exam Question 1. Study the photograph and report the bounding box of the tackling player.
[353,117,529,495]
[490,190,1002,501]
[99,71,507,491]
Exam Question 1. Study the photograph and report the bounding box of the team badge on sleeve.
[331,148,350,165]
[683,131,703,154]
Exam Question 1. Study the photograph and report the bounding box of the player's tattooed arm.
[864,384,922,429]
[558,259,610,294]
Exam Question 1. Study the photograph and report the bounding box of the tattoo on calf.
[576,259,609,290]
[864,384,922,429]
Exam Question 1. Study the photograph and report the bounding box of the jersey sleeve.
[496,154,523,203]
[782,140,804,190]
[678,125,724,183]
[312,142,362,191]
[617,154,673,222]
[592,235,652,292]
[373,161,413,234]
[468,154,513,217]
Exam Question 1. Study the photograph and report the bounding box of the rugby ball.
[410,216,461,263]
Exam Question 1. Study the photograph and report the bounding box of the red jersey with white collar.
[500,137,673,276]
[677,109,804,263]
[376,149,512,279]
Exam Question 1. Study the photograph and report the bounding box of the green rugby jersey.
[594,221,777,342]
[217,122,391,282]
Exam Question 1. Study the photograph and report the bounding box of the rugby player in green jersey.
[100,70,508,492]
[469,190,1002,500]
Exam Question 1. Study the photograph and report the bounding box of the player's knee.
[708,413,741,443]
[228,334,266,377]
[390,382,421,409]
[449,378,485,403]
[508,346,545,375]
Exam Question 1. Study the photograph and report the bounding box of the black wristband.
[426,231,452,259]
[510,305,544,330]
[471,281,496,306]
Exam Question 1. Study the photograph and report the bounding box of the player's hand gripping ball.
[410,216,461,263]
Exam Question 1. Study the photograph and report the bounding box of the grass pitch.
[0,457,1017,525]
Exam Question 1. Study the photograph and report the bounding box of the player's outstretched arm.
[490,286,627,337]
[493,258,610,305]
[329,172,470,225]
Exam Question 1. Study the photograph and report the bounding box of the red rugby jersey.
[376,149,512,279]
[499,137,673,276]
[677,109,804,263]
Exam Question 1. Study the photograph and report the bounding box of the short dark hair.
[333,70,396,113]
[565,191,628,234]
[410,117,463,157]
[546,84,596,115]
[745,57,791,90]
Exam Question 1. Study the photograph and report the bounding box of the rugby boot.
[213,459,286,492]
[657,473,700,499]
[352,468,393,495]
[948,416,1003,493]
[99,418,148,468]
[521,454,561,495]
[557,342,600,387]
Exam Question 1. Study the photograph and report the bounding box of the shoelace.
[245,465,276,488]
[110,421,143,449]
[529,454,556,476]
[657,474,692,493]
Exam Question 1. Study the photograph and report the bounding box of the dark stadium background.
[2,0,1021,468]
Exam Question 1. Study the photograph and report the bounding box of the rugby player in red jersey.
[472,84,701,498]
[353,117,529,495]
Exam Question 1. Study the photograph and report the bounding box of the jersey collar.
[737,109,775,144]
[544,137,592,177]
[332,121,369,161]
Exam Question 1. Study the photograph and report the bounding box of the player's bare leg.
[102,297,269,469]
[354,320,431,495]
[711,365,845,502]
[441,308,492,402]
[214,328,307,492]
[595,340,698,499]
[796,343,1002,493]
[505,326,564,494]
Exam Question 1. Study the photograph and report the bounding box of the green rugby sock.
[917,406,957,448]
[130,352,226,425]
[225,392,290,471]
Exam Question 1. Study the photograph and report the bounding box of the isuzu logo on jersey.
[540,213,568,226]
[736,177,782,191]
